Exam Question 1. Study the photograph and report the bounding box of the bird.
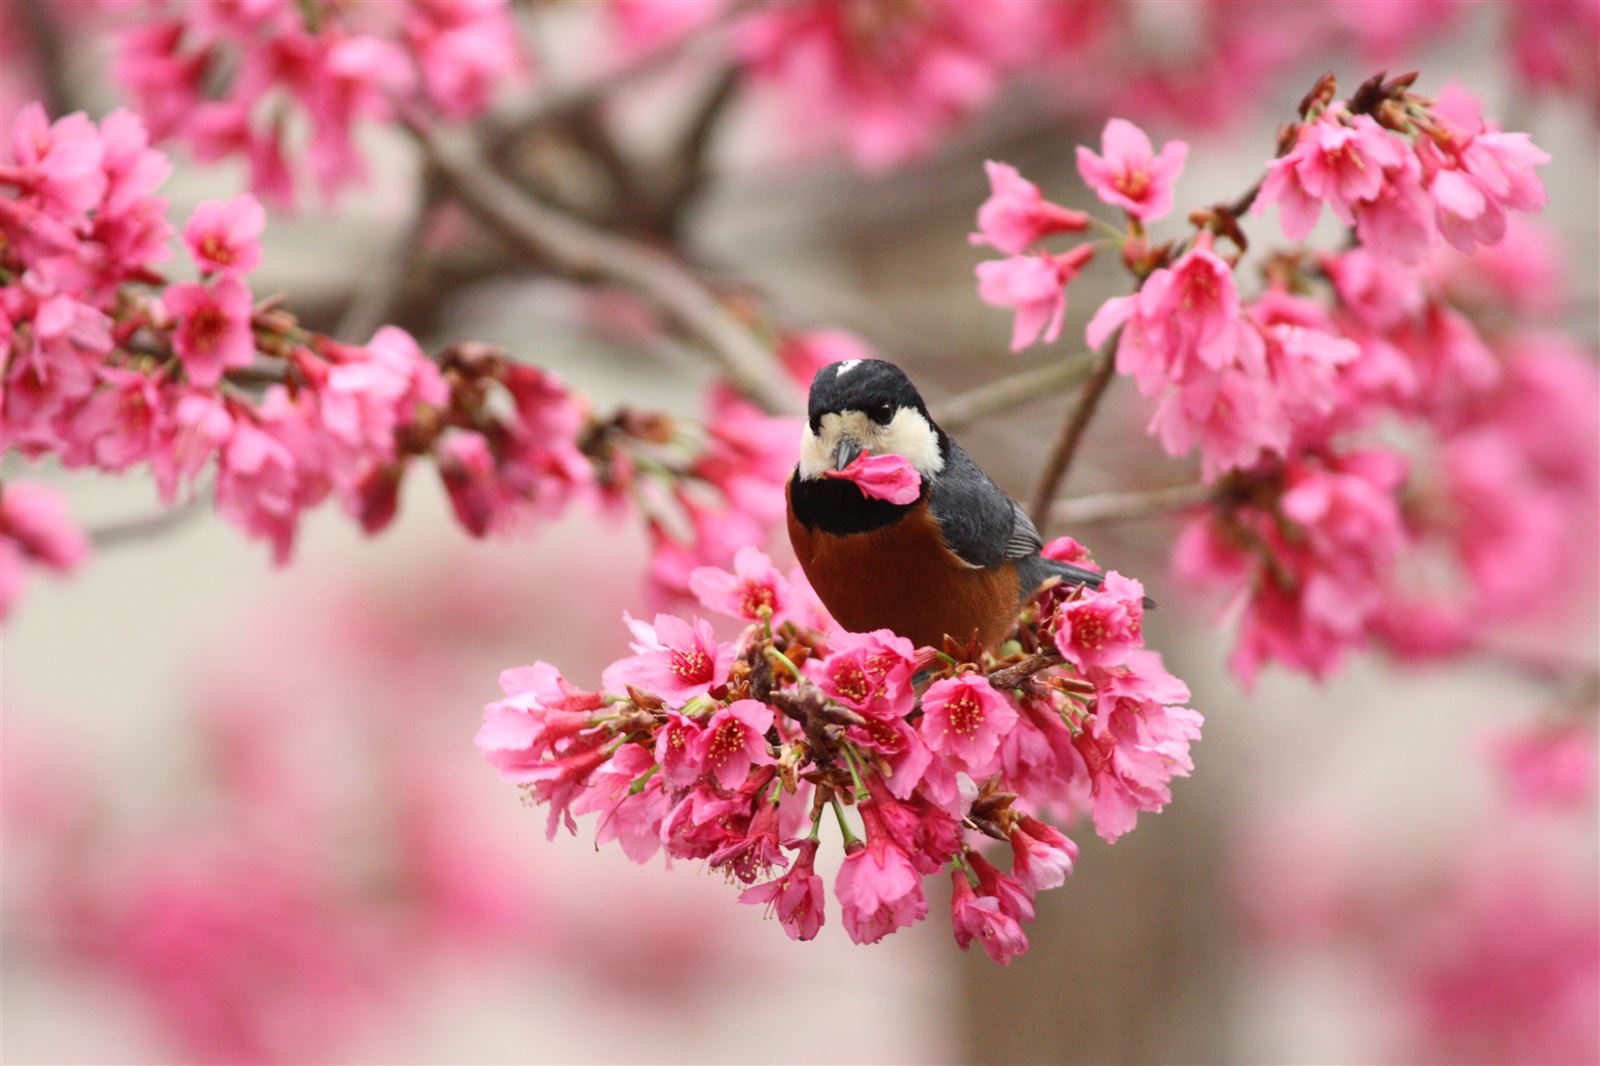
[786,357,1113,651]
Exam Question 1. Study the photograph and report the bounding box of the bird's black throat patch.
[789,472,923,534]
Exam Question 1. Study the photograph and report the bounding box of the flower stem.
[1029,330,1121,526]
[830,794,860,848]
[838,744,869,800]
[766,647,804,683]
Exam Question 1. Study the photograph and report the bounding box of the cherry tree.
[3,0,1594,1011]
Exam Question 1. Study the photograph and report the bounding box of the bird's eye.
[869,403,895,425]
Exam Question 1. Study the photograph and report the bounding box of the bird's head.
[797,358,945,482]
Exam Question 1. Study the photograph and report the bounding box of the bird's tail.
[1036,558,1106,590]
[1027,557,1157,608]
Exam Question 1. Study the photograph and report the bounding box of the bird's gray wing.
[928,440,1039,569]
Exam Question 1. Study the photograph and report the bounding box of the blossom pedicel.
[478,547,1202,962]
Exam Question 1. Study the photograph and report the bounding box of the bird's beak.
[832,437,864,472]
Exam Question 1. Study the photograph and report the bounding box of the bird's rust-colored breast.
[787,478,1021,651]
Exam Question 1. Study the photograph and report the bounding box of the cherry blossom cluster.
[1,102,801,617]
[606,1,1597,173]
[112,0,523,206]
[972,73,1595,686]
[478,541,1201,962]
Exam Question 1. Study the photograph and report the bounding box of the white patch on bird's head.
[833,359,863,377]
[797,406,945,481]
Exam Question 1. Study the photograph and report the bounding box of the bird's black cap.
[806,359,929,432]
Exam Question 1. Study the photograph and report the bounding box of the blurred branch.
[18,0,74,116]
[932,353,1099,432]
[486,0,762,146]
[657,65,743,227]
[1029,334,1119,525]
[335,171,441,342]
[1050,483,1214,527]
[88,492,209,549]
[408,119,800,416]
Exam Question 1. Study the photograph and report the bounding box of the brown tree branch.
[984,649,1065,691]
[18,0,75,117]
[335,173,441,342]
[1050,483,1215,527]
[407,120,800,416]
[931,353,1100,432]
[1028,332,1120,525]
[656,65,743,228]
[485,0,765,148]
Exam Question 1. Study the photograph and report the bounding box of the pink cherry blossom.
[660,784,745,861]
[164,278,256,388]
[1090,246,1245,392]
[435,430,506,537]
[822,450,923,505]
[977,245,1094,352]
[1257,111,1407,239]
[1075,118,1188,222]
[652,711,705,789]
[1053,571,1147,669]
[602,613,734,705]
[814,628,918,718]
[950,870,1028,965]
[1419,85,1550,255]
[1008,815,1079,892]
[834,808,929,945]
[183,194,266,276]
[708,798,786,883]
[691,699,775,790]
[404,0,526,121]
[865,786,963,875]
[1351,155,1436,263]
[475,662,606,783]
[1247,291,1361,425]
[688,545,794,625]
[920,673,1017,774]
[1321,247,1427,331]
[212,418,305,564]
[1148,364,1290,481]
[1075,655,1202,841]
[739,837,826,941]
[5,104,106,221]
[1489,723,1596,812]
[737,0,1029,171]
[567,745,666,865]
[969,160,1088,254]
[0,480,89,620]
[967,851,1034,924]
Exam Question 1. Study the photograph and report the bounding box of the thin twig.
[1028,332,1120,525]
[408,120,800,416]
[657,64,743,227]
[931,352,1100,432]
[485,0,765,149]
[1050,483,1214,527]
[336,173,440,342]
[18,0,74,117]
[984,649,1064,691]
[88,493,209,548]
